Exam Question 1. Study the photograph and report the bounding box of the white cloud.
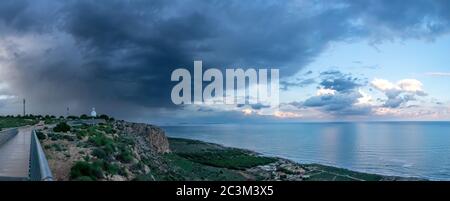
[0,82,16,101]
[242,108,253,115]
[374,107,399,116]
[371,78,398,91]
[273,111,302,118]
[371,78,425,94]
[371,78,427,108]
[316,87,336,96]
[356,89,373,106]
[397,79,424,93]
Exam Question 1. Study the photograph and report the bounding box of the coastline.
[23,117,426,181]
[167,137,426,181]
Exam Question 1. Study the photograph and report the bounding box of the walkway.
[0,127,33,180]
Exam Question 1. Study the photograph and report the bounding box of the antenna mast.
[23,99,26,116]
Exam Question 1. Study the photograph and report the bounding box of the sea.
[163,122,450,180]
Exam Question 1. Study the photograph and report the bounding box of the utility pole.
[23,99,26,116]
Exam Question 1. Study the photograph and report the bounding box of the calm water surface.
[163,122,450,180]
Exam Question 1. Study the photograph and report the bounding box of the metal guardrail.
[0,128,18,146]
[29,130,53,181]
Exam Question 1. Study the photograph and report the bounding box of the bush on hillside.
[70,161,104,180]
[53,122,71,132]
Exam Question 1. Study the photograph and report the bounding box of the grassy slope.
[0,117,38,130]
[138,138,275,181]
[169,138,277,170]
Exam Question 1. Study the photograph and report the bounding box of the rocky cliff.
[115,121,170,154]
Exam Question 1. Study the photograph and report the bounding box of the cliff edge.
[115,121,170,154]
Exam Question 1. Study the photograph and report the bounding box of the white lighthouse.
[91,107,97,117]
[90,107,97,125]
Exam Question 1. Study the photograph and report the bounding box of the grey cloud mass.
[303,91,371,115]
[299,70,371,115]
[371,80,428,109]
[0,0,449,121]
[319,70,366,92]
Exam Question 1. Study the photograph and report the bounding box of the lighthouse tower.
[91,107,97,117]
[90,107,97,125]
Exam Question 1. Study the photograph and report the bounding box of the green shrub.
[88,133,117,159]
[118,136,135,146]
[53,122,71,132]
[117,146,133,163]
[92,148,107,160]
[103,143,116,155]
[72,160,120,178]
[62,135,76,141]
[92,159,121,175]
[70,161,104,180]
[75,130,88,139]
[52,144,65,152]
[104,163,120,175]
[36,131,46,140]
[118,153,133,163]
[49,133,60,141]
[88,133,108,146]
[98,125,115,134]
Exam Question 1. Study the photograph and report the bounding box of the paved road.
[0,127,33,180]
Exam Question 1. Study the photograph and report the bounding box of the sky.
[0,0,449,123]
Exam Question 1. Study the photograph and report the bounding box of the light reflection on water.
[163,122,450,180]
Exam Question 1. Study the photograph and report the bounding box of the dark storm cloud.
[0,0,61,33]
[0,0,450,120]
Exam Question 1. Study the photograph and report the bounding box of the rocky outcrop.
[115,121,170,153]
